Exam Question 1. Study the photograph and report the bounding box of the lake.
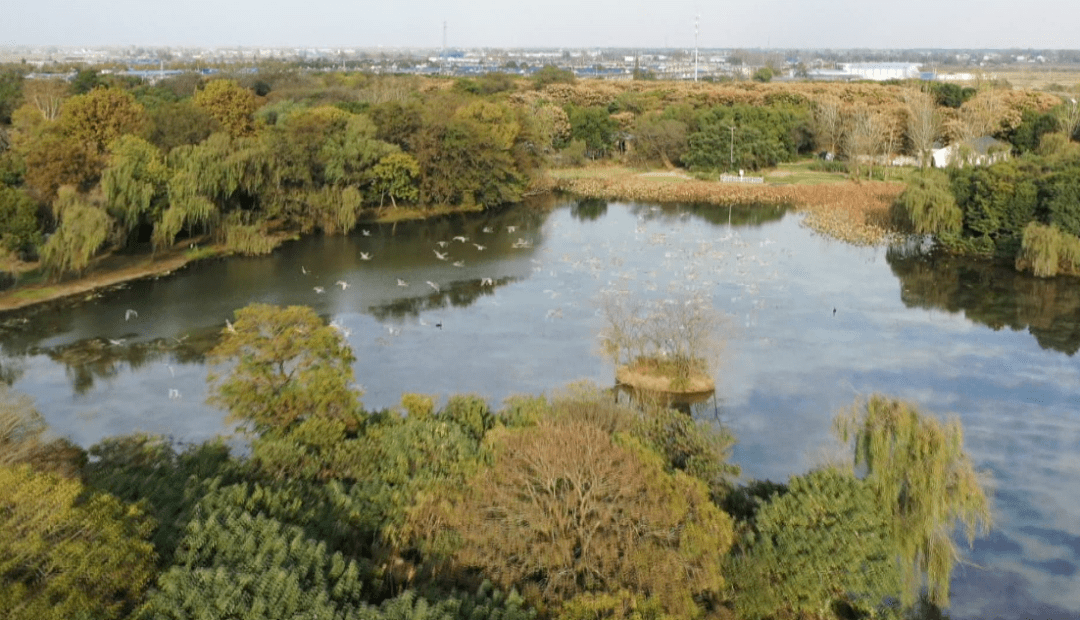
[1,195,1078,618]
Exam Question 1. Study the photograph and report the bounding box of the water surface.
[1,197,1077,618]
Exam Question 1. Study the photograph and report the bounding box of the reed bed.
[543,170,905,245]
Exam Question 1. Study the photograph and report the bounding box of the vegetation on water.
[0,303,993,620]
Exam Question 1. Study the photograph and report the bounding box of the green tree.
[752,67,774,83]
[146,99,218,152]
[531,65,576,89]
[0,69,23,125]
[101,135,168,245]
[0,185,41,257]
[834,395,992,607]
[208,304,363,437]
[727,468,901,619]
[193,79,258,137]
[371,152,420,207]
[69,68,102,95]
[40,187,113,279]
[0,464,156,620]
[567,105,618,159]
[892,170,962,236]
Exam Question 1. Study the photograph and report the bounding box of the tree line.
[0,302,992,620]
[1,65,1075,280]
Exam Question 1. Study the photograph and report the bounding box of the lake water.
[1,196,1078,618]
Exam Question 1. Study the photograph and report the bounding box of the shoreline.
[0,169,905,314]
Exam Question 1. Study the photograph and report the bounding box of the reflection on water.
[0,197,1077,618]
[887,243,1080,356]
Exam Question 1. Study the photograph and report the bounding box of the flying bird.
[481,277,493,286]
[396,278,408,287]
[359,252,372,260]
[453,235,468,243]
[434,250,448,261]
[473,243,486,251]
[452,260,465,268]
[436,240,449,248]
[168,388,181,400]
[482,226,494,234]
[313,286,325,294]
[426,281,440,293]
[361,229,371,236]
[225,318,237,334]
[336,280,350,290]
[125,309,138,321]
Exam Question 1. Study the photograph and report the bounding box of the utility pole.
[441,20,447,75]
[694,14,700,82]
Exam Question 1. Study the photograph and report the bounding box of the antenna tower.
[442,20,447,75]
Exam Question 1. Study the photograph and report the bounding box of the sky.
[2,0,1079,50]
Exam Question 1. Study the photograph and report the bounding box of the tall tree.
[834,395,992,607]
[905,87,940,169]
[59,87,148,152]
[207,304,363,437]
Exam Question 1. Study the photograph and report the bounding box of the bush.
[1015,222,1080,277]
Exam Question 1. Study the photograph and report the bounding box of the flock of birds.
[113,208,797,404]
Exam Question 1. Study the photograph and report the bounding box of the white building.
[838,62,922,81]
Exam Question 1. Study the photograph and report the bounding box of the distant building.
[931,136,1011,168]
[838,62,922,81]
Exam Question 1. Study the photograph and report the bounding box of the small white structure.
[931,136,1011,168]
[838,62,922,81]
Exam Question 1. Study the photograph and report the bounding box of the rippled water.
[1,197,1078,618]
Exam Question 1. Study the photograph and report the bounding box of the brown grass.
[544,166,905,245]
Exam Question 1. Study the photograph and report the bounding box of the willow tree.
[101,135,167,245]
[40,187,113,279]
[833,395,992,607]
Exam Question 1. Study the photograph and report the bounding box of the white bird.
[434,250,448,261]
[426,281,440,293]
[452,260,465,267]
[301,266,308,275]
[107,338,125,346]
[507,225,516,233]
[225,318,237,334]
[453,235,468,243]
[361,229,371,236]
[336,280,349,290]
[330,320,352,337]
[419,318,429,326]
[396,278,409,287]
[125,309,138,321]
[313,286,325,294]
[386,325,401,336]
[481,277,493,286]
[168,388,181,400]
[473,243,486,251]
[436,240,449,248]
[359,252,372,260]
[482,226,494,233]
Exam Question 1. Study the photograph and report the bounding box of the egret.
[482,226,494,233]
[360,252,372,260]
[436,240,449,248]
[481,277,493,286]
[168,388,181,400]
[396,278,409,287]
[434,250,448,261]
[453,235,468,243]
[336,280,349,290]
[362,229,371,236]
[107,338,125,346]
[507,225,516,233]
[301,266,308,275]
[473,243,486,251]
[313,286,325,294]
[225,318,237,334]
[452,260,464,267]
[426,281,440,292]
[125,309,138,321]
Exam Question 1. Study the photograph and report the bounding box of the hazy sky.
[3,0,1078,50]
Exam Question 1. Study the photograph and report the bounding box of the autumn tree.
[0,384,83,477]
[435,414,734,617]
[59,87,148,152]
[905,87,940,169]
[834,395,992,607]
[845,104,887,180]
[20,78,67,122]
[207,303,363,437]
[0,465,156,620]
[193,79,258,137]
[813,97,844,157]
